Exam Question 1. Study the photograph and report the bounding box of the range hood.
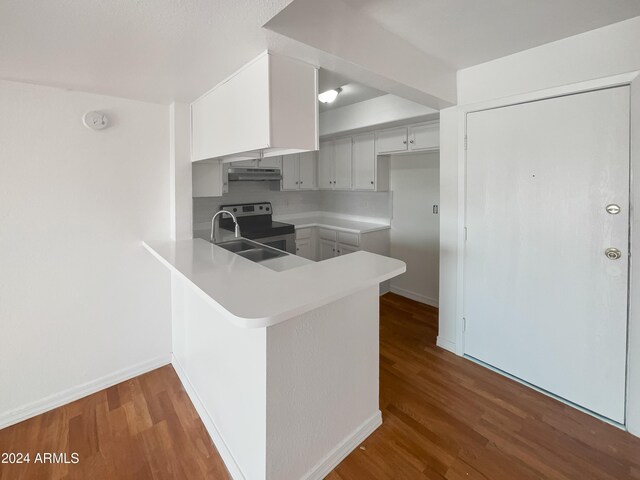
[228,167,282,181]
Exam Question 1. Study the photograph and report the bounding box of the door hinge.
[464,136,468,150]
[463,317,467,332]
[464,227,468,241]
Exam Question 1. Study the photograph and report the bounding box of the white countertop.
[144,238,405,329]
[273,214,391,234]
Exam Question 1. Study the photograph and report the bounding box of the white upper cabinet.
[281,154,299,190]
[333,137,353,190]
[319,138,351,190]
[191,51,318,162]
[375,122,439,154]
[298,151,317,190]
[353,133,376,190]
[375,127,408,154]
[408,122,439,151]
[281,152,317,191]
[318,141,334,190]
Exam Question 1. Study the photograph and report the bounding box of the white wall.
[389,152,439,306]
[319,94,437,137]
[457,16,640,105]
[169,102,193,240]
[439,17,640,434]
[0,80,172,427]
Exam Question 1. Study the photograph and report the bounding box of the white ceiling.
[0,0,295,104]
[342,0,640,68]
[318,70,386,112]
[1,0,639,104]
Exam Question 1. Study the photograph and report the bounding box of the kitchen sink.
[216,238,288,263]
[237,248,287,262]
[215,239,260,253]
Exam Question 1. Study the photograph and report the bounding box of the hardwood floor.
[0,366,229,480]
[2,293,639,479]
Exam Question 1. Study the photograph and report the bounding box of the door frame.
[454,71,640,429]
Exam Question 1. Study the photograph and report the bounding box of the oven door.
[254,233,296,254]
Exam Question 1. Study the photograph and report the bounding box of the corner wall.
[0,80,172,427]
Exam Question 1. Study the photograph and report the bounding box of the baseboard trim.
[171,355,245,480]
[303,410,382,480]
[390,286,439,308]
[436,336,456,353]
[0,354,171,430]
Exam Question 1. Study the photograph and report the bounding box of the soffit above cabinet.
[191,51,319,163]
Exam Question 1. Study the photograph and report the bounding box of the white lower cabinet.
[319,239,337,260]
[336,243,359,256]
[295,238,313,259]
[295,225,390,262]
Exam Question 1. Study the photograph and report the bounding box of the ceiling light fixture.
[318,87,342,104]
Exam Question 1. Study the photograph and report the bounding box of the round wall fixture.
[82,111,109,130]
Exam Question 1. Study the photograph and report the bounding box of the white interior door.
[464,86,630,423]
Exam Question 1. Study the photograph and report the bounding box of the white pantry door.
[464,86,630,423]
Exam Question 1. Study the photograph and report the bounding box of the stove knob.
[233,208,237,212]
[259,206,263,210]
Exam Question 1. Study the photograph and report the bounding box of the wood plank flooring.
[2,292,640,479]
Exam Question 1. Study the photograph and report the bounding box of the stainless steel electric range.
[218,202,296,254]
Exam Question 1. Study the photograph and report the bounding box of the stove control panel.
[220,202,272,217]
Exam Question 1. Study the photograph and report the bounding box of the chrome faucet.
[210,210,240,244]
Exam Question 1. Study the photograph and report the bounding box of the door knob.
[605,248,622,260]
[606,204,621,215]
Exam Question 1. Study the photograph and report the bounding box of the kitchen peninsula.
[144,238,405,480]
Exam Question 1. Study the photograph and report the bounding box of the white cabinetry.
[318,141,334,189]
[191,52,318,162]
[333,137,352,190]
[193,162,225,197]
[352,133,389,191]
[319,239,337,260]
[318,228,360,259]
[295,227,316,260]
[375,127,408,154]
[318,137,352,190]
[319,134,388,192]
[281,152,317,191]
[374,122,439,155]
[409,123,439,151]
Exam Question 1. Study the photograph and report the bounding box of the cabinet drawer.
[318,228,337,241]
[295,227,312,240]
[337,231,359,247]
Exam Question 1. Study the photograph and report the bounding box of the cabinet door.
[409,123,439,151]
[352,133,376,190]
[318,141,334,190]
[333,137,352,190]
[376,127,408,154]
[281,154,299,190]
[319,239,336,260]
[222,163,229,194]
[193,162,224,197]
[257,156,282,168]
[298,151,317,190]
[295,239,314,260]
[336,243,359,256]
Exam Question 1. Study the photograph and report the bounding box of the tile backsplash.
[193,181,392,233]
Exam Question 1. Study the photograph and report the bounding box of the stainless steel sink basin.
[237,248,286,262]
[215,238,288,263]
[216,239,260,253]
